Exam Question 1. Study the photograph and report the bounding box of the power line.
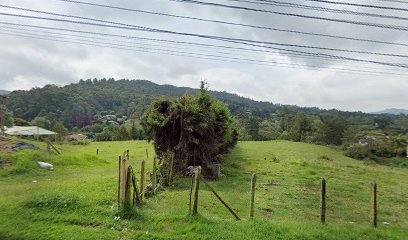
[377,0,408,4]
[226,0,408,21]
[6,21,403,72]
[3,4,408,59]
[1,24,403,73]
[1,29,406,77]
[299,0,408,12]
[0,21,333,61]
[57,0,408,48]
[171,0,408,31]
[0,11,407,69]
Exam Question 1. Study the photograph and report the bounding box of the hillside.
[4,79,297,126]
[5,79,406,131]
[0,140,407,239]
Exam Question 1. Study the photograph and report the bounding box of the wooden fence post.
[320,178,326,223]
[153,157,157,195]
[371,182,377,227]
[146,149,149,160]
[124,166,133,206]
[250,173,256,219]
[192,167,201,215]
[118,156,121,207]
[189,175,194,213]
[96,148,99,155]
[132,174,141,207]
[121,153,127,203]
[140,160,146,203]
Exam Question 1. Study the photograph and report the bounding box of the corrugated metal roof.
[5,126,57,136]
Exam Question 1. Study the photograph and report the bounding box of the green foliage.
[258,120,280,141]
[115,126,130,141]
[345,144,371,160]
[345,135,407,163]
[321,116,348,145]
[51,121,68,142]
[4,109,14,128]
[289,113,312,142]
[142,82,238,171]
[31,116,51,129]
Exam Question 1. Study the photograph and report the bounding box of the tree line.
[3,79,407,164]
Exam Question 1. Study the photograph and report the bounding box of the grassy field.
[0,140,407,239]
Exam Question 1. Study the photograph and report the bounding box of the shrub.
[345,144,371,160]
[142,82,238,173]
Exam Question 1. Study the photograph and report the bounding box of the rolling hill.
[4,79,399,129]
[0,140,407,239]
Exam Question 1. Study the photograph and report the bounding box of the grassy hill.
[0,140,407,239]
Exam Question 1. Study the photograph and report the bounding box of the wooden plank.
[124,166,133,206]
[192,167,201,215]
[132,173,141,207]
[201,176,241,221]
[121,152,127,203]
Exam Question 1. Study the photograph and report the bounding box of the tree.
[258,120,280,140]
[51,121,68,142]
[115,125,130,141]
[322,117,348,145]
[4,109,14,128]
[374,116,392,130]
[142,82,238,173]
[289,113,312,142]
[244,116,260,141]
[130,122,139,140]
[32,116,51,129]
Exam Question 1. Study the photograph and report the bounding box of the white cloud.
[0,0,407,112]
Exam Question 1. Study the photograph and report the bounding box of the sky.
[0,0,407,112]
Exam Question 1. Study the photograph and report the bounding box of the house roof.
[5,126,57,136]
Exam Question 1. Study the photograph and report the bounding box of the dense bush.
[345,144,371,160]
[142,82,238,172]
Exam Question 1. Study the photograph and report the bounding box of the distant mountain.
[0,89,10,95]
[372,108,408,115]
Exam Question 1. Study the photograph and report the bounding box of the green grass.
[0,140,407,239]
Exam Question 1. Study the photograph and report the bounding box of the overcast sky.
[0,0,407,112]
